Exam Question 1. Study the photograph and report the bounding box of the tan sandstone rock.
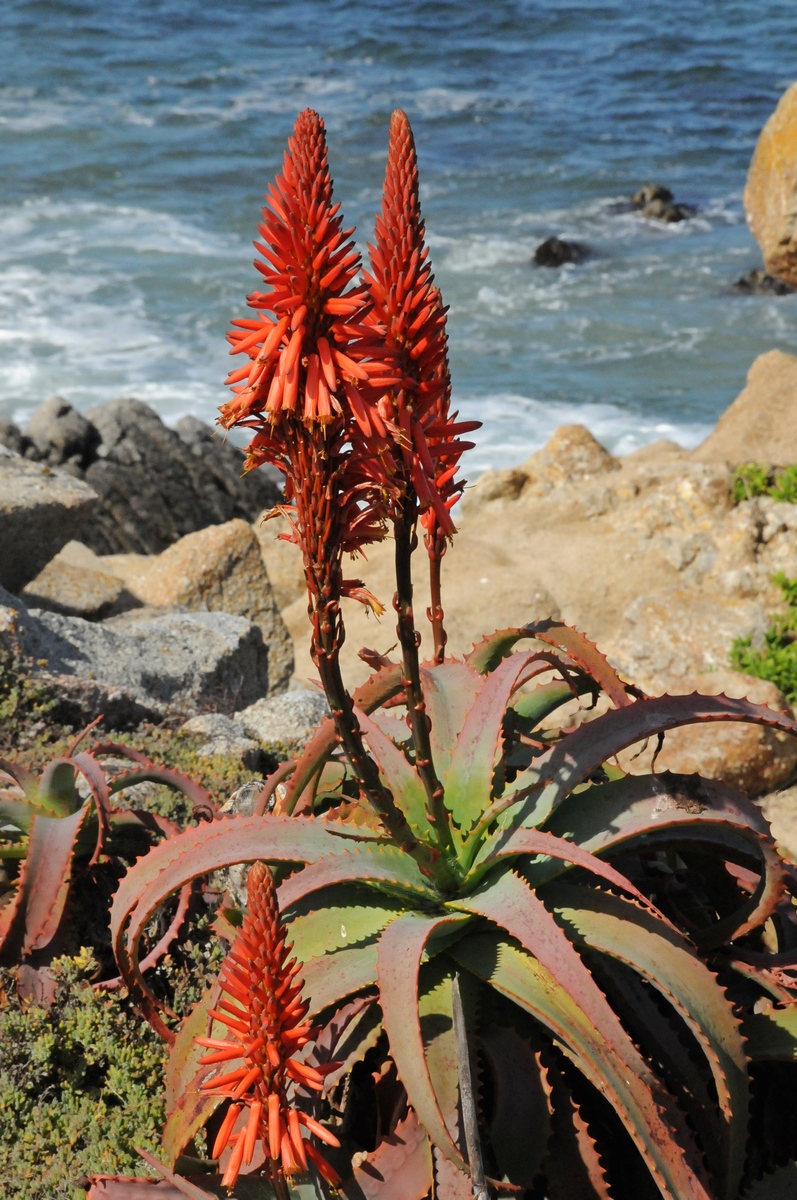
[744,81,797,286]
[617,668,797,798]
[692,350,797,467]
[21,557,136,620]
[100,519,293,692]
[252,511,306,611]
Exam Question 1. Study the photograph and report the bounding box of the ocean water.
[2,0,797,473]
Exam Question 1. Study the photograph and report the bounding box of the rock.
[732,267,795,296]
[252,511,307,611]
[2,586,271,726]
[180,715,265,768]
[758,784,797,862]
[0,453,98,593]
[617,668,797,798]
[641,198,691,223]
[98,519,293,693]
[181,713,247,740]
[236,689,330,754]
[605,587,769,681]
[620,439,686,466]
[21,558,137,620]
[533,237,588,267]
[19,397,282,555]
[744,81,797,287]
[0,420,30,457]
[25,397,100,469]
[691,350,797,467]
[632,183,674,207]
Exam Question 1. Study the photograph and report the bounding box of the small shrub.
[771,464,797,504]
[731,462,797,505]
[731,572,797,701]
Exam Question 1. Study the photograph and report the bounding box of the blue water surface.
[2,0,797,469]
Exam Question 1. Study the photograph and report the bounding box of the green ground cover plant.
[731,572,797,702]
[731,463,797,504]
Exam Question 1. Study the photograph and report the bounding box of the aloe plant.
[0,729,215,1003]
[102,108,797,1200]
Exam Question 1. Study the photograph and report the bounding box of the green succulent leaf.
[355,707,435,841]
[481,1023,552,1189]
[443,650,541,833]
[277,843,437,911]
[547,883,749,1199]
[285,885,409,961]
[377,911,472,1171]
[452,870,713,1200]
[419,661,483,776]
[36,758,82,816]
[742,1002,797,1061]
[302,940,379,1017]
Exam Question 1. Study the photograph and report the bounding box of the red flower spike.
[197,861,340,1191]
[363,108,480,538]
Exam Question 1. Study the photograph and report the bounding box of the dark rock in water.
[732,268,795,296]
[631,183,694,223]
[641,197,693,223]
[631,182,674,207]
[534,236,589,268]
[26,396,100,469]
[15,397,282,555]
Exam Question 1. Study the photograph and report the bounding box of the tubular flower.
[217,108,396,638]
[361,108,480,536]
[197,861,340,1191]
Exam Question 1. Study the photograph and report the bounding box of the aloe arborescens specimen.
[111,110,797,1200]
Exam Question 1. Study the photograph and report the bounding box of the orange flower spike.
[196,860,340,1191]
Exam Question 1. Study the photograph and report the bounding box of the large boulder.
[0,585,271,726]
[0,450,98,593]
[691,350,797,467]
[617,668,797,798]
[8,397,282,555]
[97,519,293,692]
[744,81,797,286]
[21,557,137,621]
[79,399,281,554]
[252,511,307,611]
[236,689,330,755]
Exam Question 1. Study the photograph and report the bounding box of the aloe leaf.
[0,798,36,833]
[503,692,797,829]
[537,772,784,945]
[283,662,405,813]
[464,825,663,914]
[37,758,81,815]
[466,619,631,710]
[481,1024,551,1188]
[417,956,462,1146]
[542,1054,612,1200]
[277,844,435,911]
[352,1107,433,1200]
[512,678,589,727]
[547,883,748,1199]
[419,661,483,775]
[443,650,541,833]
[0,757,38,801]
[355,708,434,840]
[743,1003,797,1061]
[110,814,370,1039]
[376,911,472,1170]
[285,885,409,962]
[110,766,216,821]
[453,871,713,1200]
[302,941,379,1017]
[311,996,382,1088]
[0,804,92,962]
[432,1148,472,1199]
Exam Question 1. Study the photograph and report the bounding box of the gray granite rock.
[236,688,330,753]
[0,586,271,726]
[0,451,98,593]
[25,396,100,469]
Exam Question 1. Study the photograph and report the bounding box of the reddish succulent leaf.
[87,1181,201,1199]
[482,1025,552,1189]
[503,692,797,829]
[543,1057,613,1200]
[465,825,667,920]
[283,663,405,813]
[278,844,434,912]
[433,1148,473,1200]
[73,751,114,863]
[444,650,543,833]
[102,882,192,994]
[302,942,379,1016]
[377,911,472,1170]
[0,757,37,800]
[536,772,785,945]
[0,805,92,960]
[352,1107,433,1200]
[455,871,713,1200]
[547,883,749,1199]
[419,661,483,775]
[466,619,632,710]
[135,1151,218,1199]
[355,708,433,840]
[110,767,216,821]
[110,814,363,1037]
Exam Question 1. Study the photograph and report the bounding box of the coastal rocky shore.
[3,349,797,844]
